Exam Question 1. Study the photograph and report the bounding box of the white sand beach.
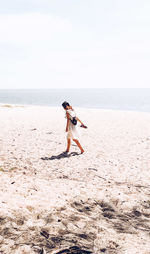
[0,105,150,254]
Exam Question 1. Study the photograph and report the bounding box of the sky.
[0,0,150,89]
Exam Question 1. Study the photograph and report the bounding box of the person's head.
[62,101,70,110]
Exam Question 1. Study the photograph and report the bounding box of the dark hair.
[62,101,70,109]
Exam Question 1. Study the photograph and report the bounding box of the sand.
[0,105,150,254]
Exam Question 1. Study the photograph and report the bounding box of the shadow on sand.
[41,152,80,161]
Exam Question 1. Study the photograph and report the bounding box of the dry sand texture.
[0,105,150,254]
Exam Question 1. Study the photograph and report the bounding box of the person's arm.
[66,112,70,132]
[76,117,87,128]
[76,117,84,125]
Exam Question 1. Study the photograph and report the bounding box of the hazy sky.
[0,0,150,89]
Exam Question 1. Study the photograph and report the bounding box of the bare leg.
[73,139,84,154]
[66,138,71,152]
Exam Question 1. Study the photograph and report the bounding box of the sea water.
[0,88,150,112]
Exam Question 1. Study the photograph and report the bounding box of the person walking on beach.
[62,101,87,154]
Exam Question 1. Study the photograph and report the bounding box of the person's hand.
[80,124,87,128]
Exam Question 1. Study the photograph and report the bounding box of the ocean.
[0,88,150,112]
